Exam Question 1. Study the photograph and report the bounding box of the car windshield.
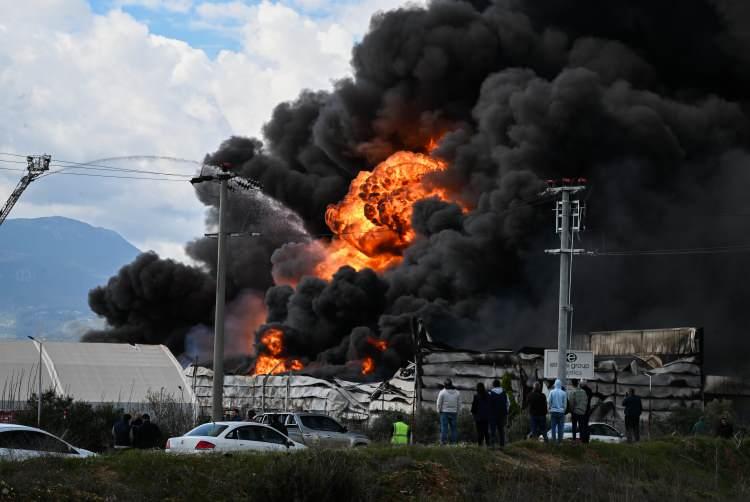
[186,424,228,437]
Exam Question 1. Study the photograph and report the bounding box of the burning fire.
[313,149,451,279]
[252,328,304,375]
[367,336,387,352]
[361,356,375,375]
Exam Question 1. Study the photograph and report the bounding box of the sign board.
[544,350,594,379]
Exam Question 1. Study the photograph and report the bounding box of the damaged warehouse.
[188,326,745,427]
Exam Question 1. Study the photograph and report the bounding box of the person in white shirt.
[436,378,462,444]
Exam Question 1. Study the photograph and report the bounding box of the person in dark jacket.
[488,379,509,448]
[112,413,132,449]
[269,415,288,437]
[716,417,734,439]
[130,414,144,446]
[527,382,547,442]
[471,383,491,446]
[134,414,162,449]
[622,388,642,442]
[580,380,593,443]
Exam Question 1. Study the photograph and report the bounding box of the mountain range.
[0,216,139,340]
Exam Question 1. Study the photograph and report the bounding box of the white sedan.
[545,422,625,443]
[0,424,96,460]
[166,421,306,454]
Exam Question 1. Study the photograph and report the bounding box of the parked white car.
[545,422,625,443]
[0,424,96,460]
[165,421,306,454]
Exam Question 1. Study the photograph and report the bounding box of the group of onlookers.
[440,376,647,445]
[112,412,162,449]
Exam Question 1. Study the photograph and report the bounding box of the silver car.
[257,412,369,448]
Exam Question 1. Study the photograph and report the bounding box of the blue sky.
[87,0,365,57]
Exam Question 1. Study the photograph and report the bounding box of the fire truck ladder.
[0,154,51,226]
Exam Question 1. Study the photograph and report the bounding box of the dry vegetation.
[1,437,749,501]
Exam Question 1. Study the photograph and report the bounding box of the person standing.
[134,414,162,449]
[569,379,588,442]
[112,413,132,449]
[527,382,547,442]
[548,379,567,443]
[488,379,509,448]
[437,378,461,445]
[691,416,708,436]
[622,388,643,442]
[716,417,733,439]
[391,414,411,445]
[471,383,491,446]
[580,380,593,443]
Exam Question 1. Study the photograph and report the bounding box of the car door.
[297,416,325,447]
[587,423,605,441]
[255,425,291,452]
[223,425,270,452]
[314,416,349,448]
[284,415,304,444]
[601,424,624,443]
[0,430,40,460]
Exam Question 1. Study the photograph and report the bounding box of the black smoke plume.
[88,0,750,377]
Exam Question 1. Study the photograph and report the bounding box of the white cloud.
[0,0,416,264]
[195,1,254,21]
[115,0,194,13]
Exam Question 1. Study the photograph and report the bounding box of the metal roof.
[0,341,193,405]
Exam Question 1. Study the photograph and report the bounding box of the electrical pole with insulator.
[544,179,587,385]
[191,163,261,421]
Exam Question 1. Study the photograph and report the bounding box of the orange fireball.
[252,328,304,375]
[313,150,451,279]
[367,336,388,352]
[361,356,375,375]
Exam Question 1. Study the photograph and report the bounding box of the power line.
[40,171,189,182]
[0,158,28,166]
[591,244,750,256]
[49,160,194,177]
[1,152,198,178]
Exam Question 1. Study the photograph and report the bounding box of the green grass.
[1,439,749,501]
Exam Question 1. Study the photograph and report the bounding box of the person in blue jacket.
[547,379,567,443]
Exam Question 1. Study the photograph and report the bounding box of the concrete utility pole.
[211,173,230,422]
[191,165,260,422]
[545,182,586,384]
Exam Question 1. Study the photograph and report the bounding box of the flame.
[361,356,375,375]
[426,137,439,153]
[252,328,304,375]
[313,150,451,279]
[367,336,387,352]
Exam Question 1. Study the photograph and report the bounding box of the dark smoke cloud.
[88,0,750,376]
[83,252,215,353]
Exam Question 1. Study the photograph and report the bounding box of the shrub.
[16,391,119,452]
[144,388,195,439]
